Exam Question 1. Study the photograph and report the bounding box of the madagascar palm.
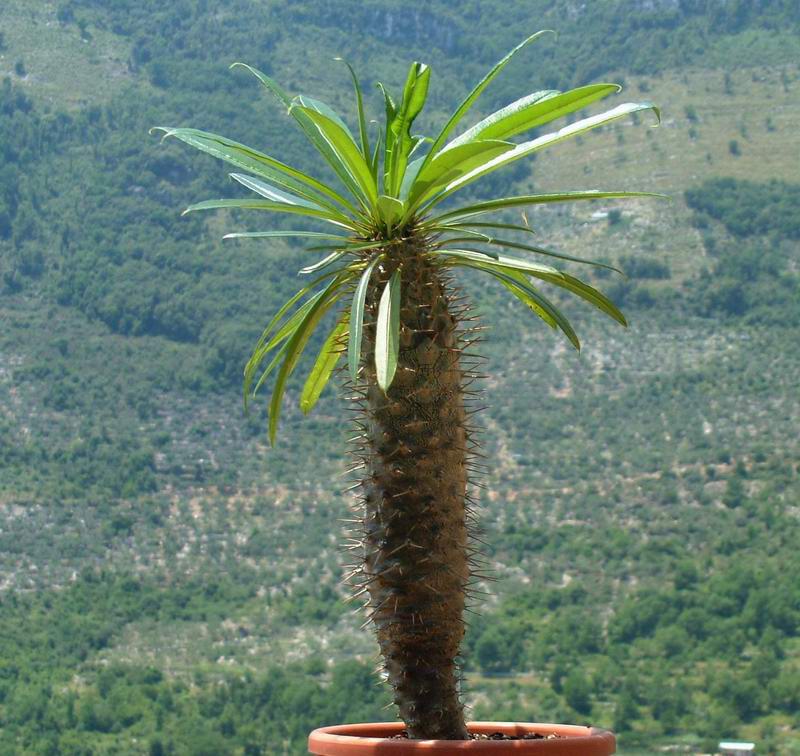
[154,31,660,740]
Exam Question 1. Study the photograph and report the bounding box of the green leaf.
[435,243,498,259]
[244,291,323,408]
[433,248,562,277]
[300,316,348,414]
[181,198,353,229]
[375,268,401,392]
[268,280,345,444]
[230,61,293,107]
[428,102,661,207]
[535,271,628,326]
[433,190,666,224]
[491,267,558,328]
[444,246,625,325]
[370,129,382,182]
[385,62,431,197]
[447,83,621,147]
[405,139,515,208]
[483,237,623,273]
[223,230,349,242]
[230,62,367,215]
[229,173,327,210]
[348,257,381,380]
[378,195,405,229]
[420,31,554,171]
[399,156,425,200]
[293,94,354,137]
[437,230,494,244]
[290,104,379,210]
[467,262,580,350]
[299,250,349,275]
[305,239,385,254]
[336,58,371,162]
[377,82,397,123]
[151,126,352,214]
[244,269,354,408]
[433,220,537,236]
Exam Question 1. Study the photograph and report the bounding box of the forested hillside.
[0,1,799,753]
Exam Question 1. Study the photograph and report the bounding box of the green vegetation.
[1,1,799,753]
[686,178,800,324]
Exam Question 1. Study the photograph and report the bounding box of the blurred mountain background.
[0,1,799,753]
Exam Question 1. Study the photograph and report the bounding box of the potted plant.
[154,30,660,754]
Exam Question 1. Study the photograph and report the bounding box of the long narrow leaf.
[336,58,371,162]
[484,237,623,273]
[152,127,353,214]
[230,62,368,215]
[229,173,328,210]
[405,139,515,209]
[535,271,628,326]
[300,316,349,414]
[299,250,349,275]
[433,248,562,277]
[375,269,401,391]
[432,220,537,236]
[385,63,431,197]
[223,230,350,242]
[244,270,353,407]
[490,267,558,328]
[464,262,580,350]
[290,104,379,210]
[268,281,346,443]
[182,198,355,229]
[433,190,666,224]
[421,30,554,170]
[437,231,494,244]
[370,129,382,182]
[293,94,354,137]
[428,102,661,208]
[447,83,621,147]
[244,291,323,408]
[348,257,381,380]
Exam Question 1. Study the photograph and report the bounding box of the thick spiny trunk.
[356,237,470,740]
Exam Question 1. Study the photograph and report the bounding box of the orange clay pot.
[308,722,615,755]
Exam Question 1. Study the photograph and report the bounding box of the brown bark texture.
[351,236,474,740]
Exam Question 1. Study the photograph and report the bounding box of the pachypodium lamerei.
[154,31,660,740]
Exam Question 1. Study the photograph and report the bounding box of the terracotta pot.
[308,722,615,755]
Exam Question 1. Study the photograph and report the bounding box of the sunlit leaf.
[223,230,349,242]
[421,30,555,169]
[433,248,562,277]
[464,261,580,350]
[428,102,661,207]
[375,268,401,391]
[300,316,349,414]
[378,194,405,229]
[152,126,352,214]
[229,173,328,209]
[290,103,379,210]
[385,63,431,197]
[348,257,381,380]
[299,250,349,275]
[434,190,665,224]
[406,139,515,209]
[336,58,371,161]
[182,198,356,229]
[268,279,346,443]
[447,83,622,147]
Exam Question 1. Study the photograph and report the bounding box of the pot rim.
[309,721,616,754]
